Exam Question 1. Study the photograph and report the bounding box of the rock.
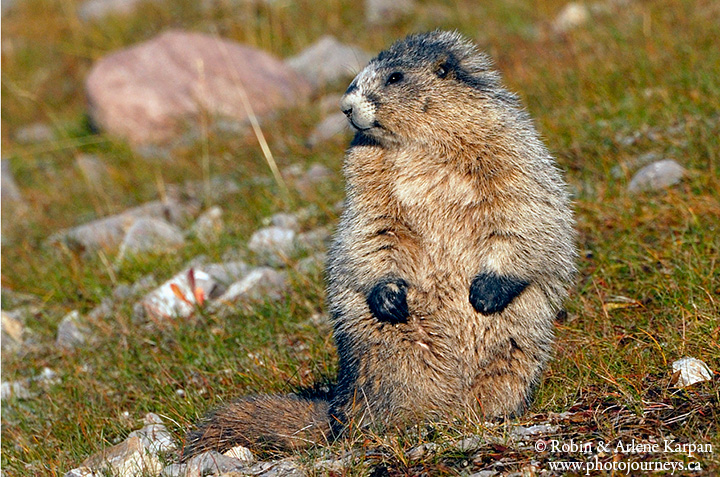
[672,357,713,388]
[48,199,198,254]
[308,112,350,147]
[135,267,222,321]
[56,310,92,349]
[2,368,58,401]
[69,435,162,477]
[161,450,245,477]
[14,122,54,143]
[365,0,415,25]
[116,217,186,261]
[223,444,255,462]
[127,413,177,455]
[214,267,287,308]
[553,2,590,33]
[181,177,241,202]
[76,154,111,188]
[296,252,326,275]
[610,151,662,179]
[135,262,250,321]
[248,226,297,266]
[189,206,224,242]
[286,35,372,90]
[1,310,25,353]
[510,423,559,439]
[628,159,685,192]
[86,30,311,146]
[79,0,148,20]
[293,163,334,200]
[1,158,29,216]
[1,287,40,309]
[265,212,300,232]
[1,380,32,400]
[296,227,331,252]
[405,443,440,461]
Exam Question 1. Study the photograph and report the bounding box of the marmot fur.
[183,30,576,458]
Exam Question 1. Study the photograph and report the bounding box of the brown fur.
[183,30,576,459]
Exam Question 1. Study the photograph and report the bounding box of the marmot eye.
[386,72,404,85]
[436,62,450,78]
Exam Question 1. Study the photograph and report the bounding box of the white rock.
[76,154,110,187]
[127,413,177,454]
[553,2,590,33]
[70,435,162,477]
[136,268,220,321]
[79,0,147,20]
[672,357,713,388]
[47,199,198,253]
[117,217,185,260]
[511,423,559,438]
[266,212,300,231]
[56,310,91,349]
[248,226,297,266]
[189,206,224,242]
[628,159,685,192]
[1,310,24,352]
[296,227,331,252]
[223,444,255,462]
[215,268,287,305]
[14,122,54,143]
[1,380,32,400]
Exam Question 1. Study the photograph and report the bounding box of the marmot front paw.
[367,278,409,324]
[469,272,529,315]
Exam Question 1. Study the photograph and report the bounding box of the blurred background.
[2,0,719,475]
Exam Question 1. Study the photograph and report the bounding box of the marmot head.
[340,30,519,148]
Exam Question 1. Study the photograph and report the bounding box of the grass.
[2,0,719,475]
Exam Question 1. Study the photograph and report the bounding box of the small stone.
[265,212,300,231]
[189,206,224,242]
[1,310,24,352]
[1,380,32,400]
[127,413,177,454]
[74,435,163,477]
[510,423,559,439]
[76,154,111,187]
[47,199,198,254]
[286,35,372,90]
[248,226,297,266]
[1,159,29,218]
[628,159,685,192]
[136,267,222,321]
[294,163,334,199]
[672,357,713,388]
[553,2,590,33]
[166,450,245,477]
[297,252,327,275]
[405,442,440,460]
[14,122,54,143]
[454,435,483,452]
[117,217,185,260]
[308,112,350,147]
[296,227,331,253]
[611,151,662,179]
[365,0,415,25]
[223,444,255,462]
[56,310,92,349]
[214,268,287,307]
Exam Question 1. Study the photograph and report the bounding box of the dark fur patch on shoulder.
[350,132,383,148]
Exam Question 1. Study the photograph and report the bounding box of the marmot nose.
[342,106,353,118]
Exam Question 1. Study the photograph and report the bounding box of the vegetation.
[2,0,718,475]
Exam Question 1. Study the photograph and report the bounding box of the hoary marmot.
[183,30,576,458]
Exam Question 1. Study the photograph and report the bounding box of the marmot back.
[183,30,576,458]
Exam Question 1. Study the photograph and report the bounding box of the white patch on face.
[340,68,379,131]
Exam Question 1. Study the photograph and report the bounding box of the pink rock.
[85,30,311,145]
